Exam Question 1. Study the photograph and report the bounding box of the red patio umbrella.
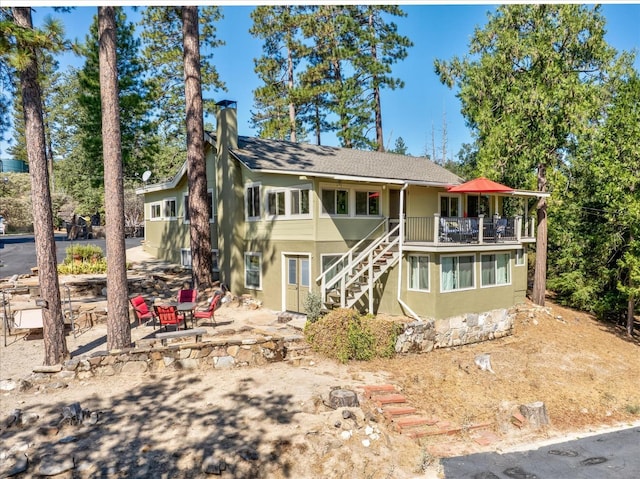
[447,177,514,193]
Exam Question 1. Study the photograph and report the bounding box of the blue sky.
[5,4,640,160]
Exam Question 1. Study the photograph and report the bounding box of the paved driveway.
[442,425,640,478]
[0,234,143,280]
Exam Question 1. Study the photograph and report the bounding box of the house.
[138,101,548,346]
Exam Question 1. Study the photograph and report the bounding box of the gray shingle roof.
[220,135,462,186]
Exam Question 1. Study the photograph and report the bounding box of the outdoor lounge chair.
[193,291,223,324]
[129,295,157,328]
[154,304,186,332]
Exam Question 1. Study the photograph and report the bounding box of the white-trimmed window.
[515,248,526,266]
[355,191,380,216]
[245,184,261,220]
[267,190,286,216]
[441,254,475,292]
[181,249,219,272]
[321,254,345,283]
[150,202,162,220]
[184,190,214,223]
[321,188,349,215]
[244,252,262,289]
[439,194,460,217]
[290,188,310,216]
[481,253,511,287]
[408,255,429,291]
[164,198,177,219]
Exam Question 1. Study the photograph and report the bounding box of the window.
[246,184,261,220]
[321,254,345,283]
[321,188,349,215]
[164,198,177,219]
[181,249,219,272]
[287,257,310,287]
[408,255,429,291]
[516,248,525,266]
[440,195,460,217]
[291,188,310,215]
[267,191,286,216]
[184,190,214,223]
[150,203,161,220]
[245,253,262,289]
[481,253,511,287]
[441,255,474,292]
[355,191,380,216]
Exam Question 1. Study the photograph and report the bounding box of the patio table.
[176,301,196,328]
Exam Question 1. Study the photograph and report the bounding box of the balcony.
[402,214,535,247]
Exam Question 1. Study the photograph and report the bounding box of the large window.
[355,191,380,216]
[481,253,510,287]
[441,255,474,292]
[408,255,429,291]
[246,184,261,220]
[440,194,460,217]
[321,254,345,283]
[184,190,214,223]
[164,198,177,219]
[244,253,262,289]
[321,188,349,215]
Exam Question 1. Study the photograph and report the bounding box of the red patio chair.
[153,304,186,332]
[177,288,197,303]
[193,291,223,324]
[129,295,157,328]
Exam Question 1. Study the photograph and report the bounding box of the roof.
[220,135,463,187]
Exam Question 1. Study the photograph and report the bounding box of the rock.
[327,389,359,409]
[202,456,226,475]
[1,453,28,477]
[362,439,371,447]
[20,412,39,427]
[0,379,18,392]
[36,456,75,476]
[236,446,259,461]
[2,409,21,429]
[340,430,352,440]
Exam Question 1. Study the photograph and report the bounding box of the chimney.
[215,100,238,151]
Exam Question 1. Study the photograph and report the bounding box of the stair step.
[383,407,417,420]
[363,384,397,398]
[375,394,406,406]
[395,416,437,432]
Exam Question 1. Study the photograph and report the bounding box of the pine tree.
[99,6,131,350]
[77,8,155,188]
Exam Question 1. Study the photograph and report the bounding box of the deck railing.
[404,214,533,245]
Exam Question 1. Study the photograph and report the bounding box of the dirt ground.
[1,249,640,478]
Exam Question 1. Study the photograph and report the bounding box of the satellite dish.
[141,170,151,182]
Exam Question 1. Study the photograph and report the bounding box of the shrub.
[304,308,402,363]
[58,244,107,274]
[303,291,324,323]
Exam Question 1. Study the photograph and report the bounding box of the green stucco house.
[138,101,547,328]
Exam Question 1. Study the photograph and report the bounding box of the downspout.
[396,183,421,321]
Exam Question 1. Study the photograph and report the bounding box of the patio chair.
[496,218,508,240]
[129,295,157,328]
[154,304,186,332]
[177,288,197,304]
[193,291,223,324]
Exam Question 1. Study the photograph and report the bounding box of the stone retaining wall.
[395,307,514,353]
[51,335,308,380]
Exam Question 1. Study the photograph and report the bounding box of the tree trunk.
[532,163,548,306]
[519,401,549,429]
[370,12,384,152]
[14,7,68,365]
[628,233,635,337]
[182,6,213,290]
[99,6,131,350]
[287,48,297,143]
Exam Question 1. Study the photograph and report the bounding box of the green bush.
[304,308,402,363]
[303,291,324,323]
[58,244,107,274]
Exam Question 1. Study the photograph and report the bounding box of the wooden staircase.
[320,224,400,314]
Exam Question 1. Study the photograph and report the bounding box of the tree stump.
[519,401,549,429]
[328,389,359,409]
